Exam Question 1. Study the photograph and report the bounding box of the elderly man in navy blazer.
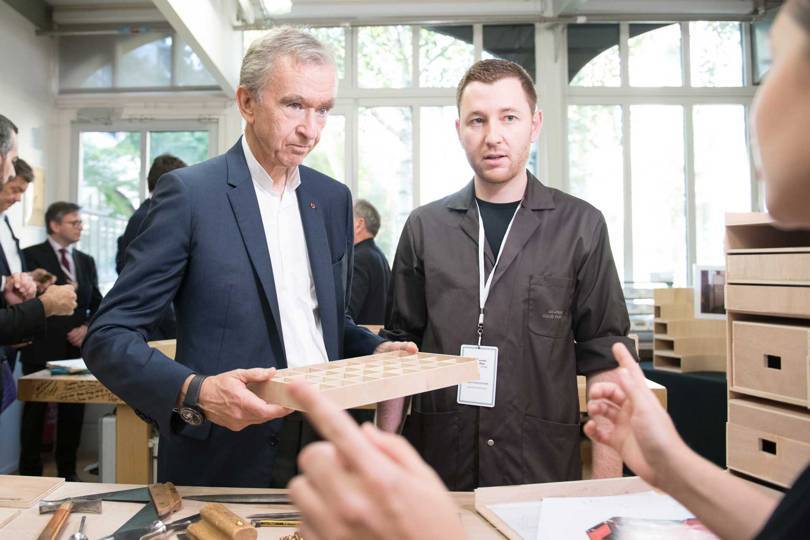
[83,28,415,487]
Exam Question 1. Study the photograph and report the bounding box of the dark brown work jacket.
[384,174,633,490]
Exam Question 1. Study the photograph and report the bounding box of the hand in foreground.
[66,324,88,348]
[39,284,77,317]
[29,268,56,294]
[373,340,418,355]
[287,380,465,540]
[3,272,36,304]
[584,343,689,488]
[197,368,292,431]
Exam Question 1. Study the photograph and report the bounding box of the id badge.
[457,344,498,408]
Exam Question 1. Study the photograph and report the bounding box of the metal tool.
[39,498,101,515]
[247,512,301,520]
[39,486,152,513]
[183,493,291,504]
[69,516,88,540]
[37,501,74,540]
[99,513,201,540]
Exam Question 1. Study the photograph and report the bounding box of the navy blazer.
[83,139,383,487]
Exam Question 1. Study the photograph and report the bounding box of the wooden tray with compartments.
[249,351,480,411]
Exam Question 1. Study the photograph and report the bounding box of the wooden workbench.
[0,482,501,539]
[16,371,152,485]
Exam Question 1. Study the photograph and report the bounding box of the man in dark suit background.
[115,154,186,340]
[349,199,391,325]
[83,28,415,488]
[116,154,187,275]
[19,202,102,480]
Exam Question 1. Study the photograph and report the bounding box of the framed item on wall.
[25,166,45,227]
[693,265,726,320]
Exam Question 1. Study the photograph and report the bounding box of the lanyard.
[476,200,521,346]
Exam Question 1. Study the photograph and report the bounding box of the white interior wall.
[0,1,56,474]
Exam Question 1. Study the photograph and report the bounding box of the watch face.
[178,407,204,426]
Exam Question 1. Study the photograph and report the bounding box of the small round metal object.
[69,516,88,540]
[487,439,495,447]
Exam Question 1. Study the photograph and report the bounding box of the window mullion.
[622,103,633,283]
[682,22,691,88]
[684,105,697,286]
[619,23,629,88]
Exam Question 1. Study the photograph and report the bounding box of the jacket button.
[487,439,495,447]
[269,436,279,447]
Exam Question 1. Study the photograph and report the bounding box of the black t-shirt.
[476,197,521,257]
[754,465,810,539]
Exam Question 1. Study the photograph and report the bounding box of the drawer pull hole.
[760,439,777,455]
[764,355,782,370]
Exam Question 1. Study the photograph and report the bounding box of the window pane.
[307,27,346,80]
[358,26,413,88]
[419,106,472,205]
[568,24,621,87]
[148,131,210,167]
[694,105,752,266]
[419,26,474,88]
[358,107,412,260]
[59,35,114,90]
[567,105,624,278]
[304,114,345,182]
[629,24,682,87]
[631,105,687,284]
[483,24,535,80]
[176,38,218,87]
[690,22,743,87]
[78,131,142,292]
[118,34,172,88]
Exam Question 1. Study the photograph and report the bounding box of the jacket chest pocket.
[528,274,574,338]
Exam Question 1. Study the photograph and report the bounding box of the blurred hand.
[373,340,418,355]
[39,284,77,317]
[288,380,465,540]
[3,272,36,304]
[29,268,56,294]
[66,324,88,348]
[584,343,688,488]
[195,368,292,431]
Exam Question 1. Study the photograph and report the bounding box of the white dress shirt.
[241,136,328,368]
[0,214,22,290]
[48,236,76,282]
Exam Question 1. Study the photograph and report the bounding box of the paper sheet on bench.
[488,491,694,540]
[536,491,694,539]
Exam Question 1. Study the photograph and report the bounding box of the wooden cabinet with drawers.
[725,213,810,488]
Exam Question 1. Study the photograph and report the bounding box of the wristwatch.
[175,374,208,426]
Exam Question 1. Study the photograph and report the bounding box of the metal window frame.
[565,21,757,286]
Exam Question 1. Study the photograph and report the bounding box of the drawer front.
[727,252,810,285]
[726,285,810,318]
[732,322,810,406]
[727,422,810,488]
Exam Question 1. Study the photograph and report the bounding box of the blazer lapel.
[224,142,286,362]
[296,176,338,361]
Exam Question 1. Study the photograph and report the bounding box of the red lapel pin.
[309,201,317,209]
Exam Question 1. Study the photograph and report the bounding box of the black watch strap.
[183,374,208,409]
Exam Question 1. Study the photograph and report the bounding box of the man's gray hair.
[240,27,335,97]
[354,199,381,237]
[0,115,18,158]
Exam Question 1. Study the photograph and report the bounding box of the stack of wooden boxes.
[725,213,810,487]
[653,288,726,372]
